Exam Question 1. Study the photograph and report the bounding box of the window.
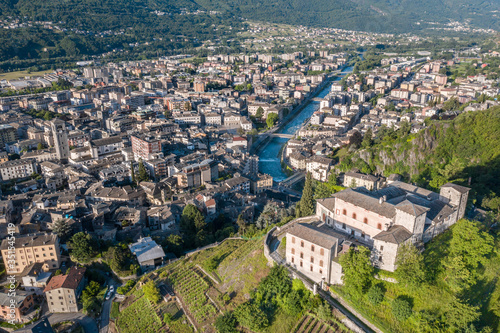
[319,269,323,274]
[379,256,382,261]
[291,237,295,244]
[291,248,295,254]
[310,257,314,263]
[310,265,313,272]
[311,245,315,252]
[342,223,346,229]
[363,217,368,224]
[300,241,304,247]
[291,257,294,263]
[377,223,382,230]
[342,209,347,215]
[352,213,357,219]
[380,245,384,251]
[300,261,303,267]
[300,252,304,259]
[320,248,324,256]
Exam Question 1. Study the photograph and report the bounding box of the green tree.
[442,219,494,291]
[255,106,264,118]
[37,143,43,150]
[366,284,384,305]
[349,131,363,148]
[442,97,460,111]
[137,159,149,182]
[143,281,161,303]
[214,312,238,333]
[315,302,333,322]
[444,297,481,331]
[339,246,373,298]
[130,161,136,185]
[234,302,269,331]
[297,173,315,217]
[361,128,373,149]
[266,113,279,128]
[392,297,412,321]
[395,243,426,288]
[314,182,332,199]
[68,232,98,262]
[52,219,71,242]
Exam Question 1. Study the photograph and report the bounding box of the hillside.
[115,238,349,333]
[336,107,500,207]
[0,0,498,68]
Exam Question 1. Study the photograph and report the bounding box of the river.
[258,65,355,182]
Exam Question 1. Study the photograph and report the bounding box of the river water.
[258,65,355,182]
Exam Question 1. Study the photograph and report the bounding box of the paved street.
[45,312,98,333]
[99,281,119,333]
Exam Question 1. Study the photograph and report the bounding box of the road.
[99,281,119,333]
[45,312,98,333]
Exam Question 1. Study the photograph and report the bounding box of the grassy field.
[0,69,54,80]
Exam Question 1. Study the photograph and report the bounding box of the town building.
[44,266,87,313]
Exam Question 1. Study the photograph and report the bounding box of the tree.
[314,182,332,199]
[81,281,102,315]
[392,297,412,321]
[443,97,460,111]
[282,289,304,316]
[37,143,43,150]
[315,302,333,322]
[366,284,384,305]
[443,219,494,291]
[137,159,149,182]
[255,106,264,118]
[143,281,161,303]
[349,131,363,149]
[130,161,136,185]
[296,173,315,218]
[266,113,279,128]
[236,127,245,135]
[395,243,426,288]
[214,312,238,333]
[234,302,269,331]
[361,128,373,149]
[68,232,98,263]
[52,219,71,242]
[164,234,183,257]
[339,246,373,298]
[443,296,480,331]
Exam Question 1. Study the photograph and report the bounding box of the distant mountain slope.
[194,0,500,32]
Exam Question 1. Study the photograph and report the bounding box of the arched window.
[292,237,295,244]
[291,248,295,254]
[352,213,357,219]
[311,245,315,252]
[300,261,303,267]
[300,241,304,247]
[320,248,324,256]
[342,209,347,215]
[291,257,294,263]
[310,257,314,263]
[300,252,304,259]
[363,217,368,224]
[377,223,382,230]
[310,265,313,272]
[319,260,323,267]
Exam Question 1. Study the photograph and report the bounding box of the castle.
[285,181,469,285]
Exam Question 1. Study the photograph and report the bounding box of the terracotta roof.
[44,267,86,293]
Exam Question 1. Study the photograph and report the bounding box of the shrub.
[392,297,412,321]
[366,284,384,305]
[214,312,238,333]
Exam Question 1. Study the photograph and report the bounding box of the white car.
[109,286,114,292]
[105,293,111,300]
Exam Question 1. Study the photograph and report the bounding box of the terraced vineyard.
[168,266,219,325]
[217,238,261,279]
[292,314,345,333]
[116,296,164,333]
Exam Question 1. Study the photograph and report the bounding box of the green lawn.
[0,69,54,80]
